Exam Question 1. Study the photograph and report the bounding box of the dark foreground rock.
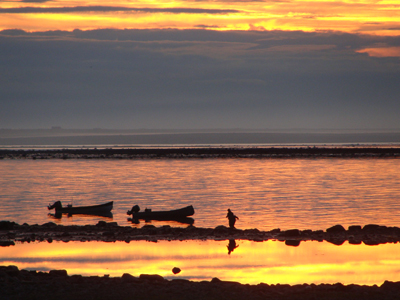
[1,221,400,247]
[2,265,400,300]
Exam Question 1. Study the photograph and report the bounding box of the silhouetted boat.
[127,205,194,221]
[48,201,113,215]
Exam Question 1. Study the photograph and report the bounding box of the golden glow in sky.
[0,0,399,36]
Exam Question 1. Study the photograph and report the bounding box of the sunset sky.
[1,0,400,130]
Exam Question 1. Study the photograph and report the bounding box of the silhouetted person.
[127,205,140,224]
[227,239,239,255]
[127,205,140,215]
[226,209,239,229]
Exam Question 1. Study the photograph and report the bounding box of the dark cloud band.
[0,5,239,14]
[1,28,399,130]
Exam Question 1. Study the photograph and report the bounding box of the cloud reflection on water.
[1,239,400,285]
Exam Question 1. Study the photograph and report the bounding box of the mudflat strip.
[1,147,400,159]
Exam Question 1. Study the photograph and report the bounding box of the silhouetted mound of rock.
[363,224,381,232]
[326,224,346,233]
[1,265,400,300]
[278,229,301,237]
[0,221,16,230]
[348,225,362,233]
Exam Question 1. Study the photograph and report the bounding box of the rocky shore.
[1,147,400,160]
[1,264,400,300]
[2,221,400,299]
[1,221,400,247]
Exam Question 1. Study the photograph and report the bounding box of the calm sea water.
[1,158,400,231]
[3,240,400,285]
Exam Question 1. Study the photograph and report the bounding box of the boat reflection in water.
[48,212,113,220]
[1,239,400,285]
[127,217,194,225]
[47,200,114,221]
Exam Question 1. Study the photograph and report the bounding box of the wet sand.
[2,221,400,299]
[1,147,400,159]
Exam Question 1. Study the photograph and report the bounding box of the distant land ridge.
[0,128,399,146]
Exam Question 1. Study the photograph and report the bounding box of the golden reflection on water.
[2,159,400,231]
[1,240,400,285]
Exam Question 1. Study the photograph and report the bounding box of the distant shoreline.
[1,147,400,159]
[1,130,400,147]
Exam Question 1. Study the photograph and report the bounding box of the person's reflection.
[227,239,239,255]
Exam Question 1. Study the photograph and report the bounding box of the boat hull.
[129,205,194,221]
[54,201,113,215]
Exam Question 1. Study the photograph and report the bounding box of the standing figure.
[226,209,239,229]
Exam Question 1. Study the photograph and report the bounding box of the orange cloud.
[357,46,400,57]
[0,0,399,35]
